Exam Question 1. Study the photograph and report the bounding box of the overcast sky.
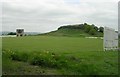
[1,0,119,32]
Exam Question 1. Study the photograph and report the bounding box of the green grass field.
[2,36,118,75]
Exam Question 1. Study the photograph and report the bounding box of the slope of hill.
[40,23,103,37]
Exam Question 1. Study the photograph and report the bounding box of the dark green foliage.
[94,26,99,31]
[84,23,88,25]
[84,24,96,35]
[84,25,91,33]
[89,29,96,35]
[99,27,104,33]
[7,32,16,35]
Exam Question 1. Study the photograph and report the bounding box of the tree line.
[58,23,104,35]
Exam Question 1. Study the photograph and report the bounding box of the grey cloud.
[2,1,118,32]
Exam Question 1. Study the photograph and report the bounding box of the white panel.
[104,27,118,51]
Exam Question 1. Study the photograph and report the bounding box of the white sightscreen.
[104,27,118,51]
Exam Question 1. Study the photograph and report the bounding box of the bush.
[89,29,96,35]
[99,27,104,33]
[7,32,16,35]
[84,25,91,33]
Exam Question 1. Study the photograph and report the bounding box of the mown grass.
[2,36,103,52]
[2,36,118,75]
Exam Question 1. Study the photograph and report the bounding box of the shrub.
[99,27,104,33]
[89,29,96,35]
[84,25,91,33]
[7,32,16,35]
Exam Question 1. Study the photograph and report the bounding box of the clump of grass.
[72,63,99,75]
[2,50,98,74]
[10,51,29,62]
[29,54,46,66]
[3,49,29,62]
[3,50,70,70]
[2,49,118,75]
[29,51,68,69]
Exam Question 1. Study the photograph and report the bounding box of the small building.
[16,29,24,37]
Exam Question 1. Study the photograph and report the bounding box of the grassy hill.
[40,23,103,37]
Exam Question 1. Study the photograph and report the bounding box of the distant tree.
[91,24,95,27]
[99,27,104,33]
[83,23,87,29]
[84,23,87,25]
[94,26,99,31]
[58,26,63,30]
[7,32,16,35]
[89,29,96,35]
[84,25,91,33]
[91,24,98,31]
[78,24,84,29]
